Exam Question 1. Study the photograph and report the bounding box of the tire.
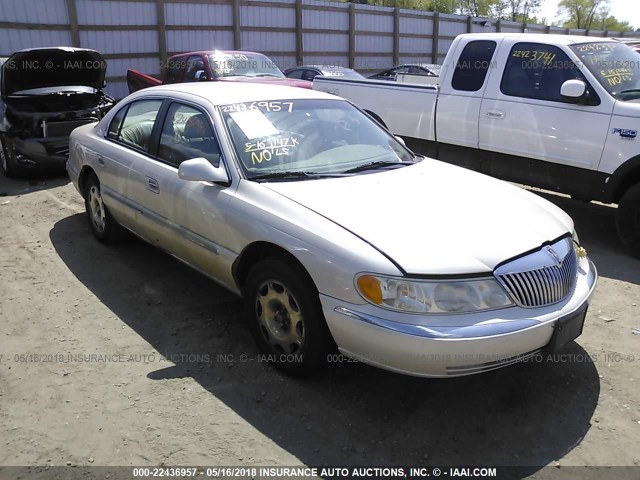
[244,258,336,376]
[617,182,640,258]
[83,174,124,244]
[0,137,16,178]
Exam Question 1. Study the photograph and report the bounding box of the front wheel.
[616,182,640,258]
[244,258,335,376]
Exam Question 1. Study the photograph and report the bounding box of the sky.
[539,0,640,30]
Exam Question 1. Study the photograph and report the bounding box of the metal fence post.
[156,0,168,62]
[295,0,303,66]
[431,12,439,65]
[233,0,241,50]
[393,7,400,66]
[66,0,80,47]
[348,3,355,69]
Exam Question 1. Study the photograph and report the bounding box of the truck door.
[478,41,614,190]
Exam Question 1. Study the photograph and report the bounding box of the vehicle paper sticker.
[245,136,300,164]
[612,128,638,139]
[229,110,279,140]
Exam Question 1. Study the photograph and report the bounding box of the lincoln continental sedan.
[67,82,597,377]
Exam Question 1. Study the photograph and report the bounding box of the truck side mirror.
[560,79,587,101]
[196,70,207,81]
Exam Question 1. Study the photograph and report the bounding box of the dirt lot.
[0,172,639,479]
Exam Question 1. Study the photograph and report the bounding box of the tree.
[558,0,604,29]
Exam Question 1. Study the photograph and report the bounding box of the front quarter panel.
[226,179,402,304]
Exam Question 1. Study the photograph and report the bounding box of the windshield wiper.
[618,89,640,96]
[250,171,349,181]
[342,160,414,174]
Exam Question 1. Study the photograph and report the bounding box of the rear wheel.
[244,258,335,376]
[617,182,640,258]
[83,174,124,244]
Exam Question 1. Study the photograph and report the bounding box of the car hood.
[263,159,574,275]
[218,76,313,89]
[2,48,107,96]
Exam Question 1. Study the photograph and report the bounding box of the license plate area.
[544,305,588,353]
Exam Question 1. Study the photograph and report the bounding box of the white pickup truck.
[313,33,640,257]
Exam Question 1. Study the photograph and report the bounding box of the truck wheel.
[617,182,640,258]
[83,174,125,244]
[0,137,16,178]
[244,258,335,376]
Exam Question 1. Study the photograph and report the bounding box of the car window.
[184,55,206,82]
[301,69,319,81]
[107,106,127,140]
[408,66,424,75]
[111,100,163,152]
[451,40,497,92]
[501,42,593,103]
[158,103,220,168]
[286,69,304,80]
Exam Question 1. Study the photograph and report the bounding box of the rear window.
[451,40,497,92]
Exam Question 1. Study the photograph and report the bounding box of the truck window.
[184,55,206,82]
[501,43,594,104]
[164,58,185,84]
[451,40,497,92]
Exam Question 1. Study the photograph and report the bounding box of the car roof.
[130,81,337,105]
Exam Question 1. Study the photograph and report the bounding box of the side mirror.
[178,157,229,184]
[395,135,406,146]
[560,79,587,100]
[196,70,207,81]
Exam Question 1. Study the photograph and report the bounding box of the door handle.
[97,157,105,167]
[486,111,505,119]
[146,177,160,194]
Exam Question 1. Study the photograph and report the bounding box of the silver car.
[67,82,596,377]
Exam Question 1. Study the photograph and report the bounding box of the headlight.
[356,274,514,314]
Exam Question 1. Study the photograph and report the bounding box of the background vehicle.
[284,65,363,82]
[67,82,595,378]
[314,33,640,257]
[127,50,312,94]
[0,47,115,177]
[368,63,441,81]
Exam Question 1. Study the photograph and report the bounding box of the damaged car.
[0,47,116,177]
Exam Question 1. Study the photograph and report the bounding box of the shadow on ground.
[0,171,69,196]
[50,213,602,476]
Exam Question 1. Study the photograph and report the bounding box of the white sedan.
[67,82,597,377]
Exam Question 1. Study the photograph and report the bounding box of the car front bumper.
[321,256,597,377]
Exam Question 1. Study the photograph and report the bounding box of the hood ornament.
[545,246,562,266]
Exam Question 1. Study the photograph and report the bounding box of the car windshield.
[208,53,285,79]
[220,99,415,180]
[570,42,640,101]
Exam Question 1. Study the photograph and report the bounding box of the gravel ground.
[0,172,639,480]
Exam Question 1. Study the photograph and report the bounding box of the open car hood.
[2,47,107,96]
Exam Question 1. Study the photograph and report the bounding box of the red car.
[127,50,311,93]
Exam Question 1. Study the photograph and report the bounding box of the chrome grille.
[495,238,577,308]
